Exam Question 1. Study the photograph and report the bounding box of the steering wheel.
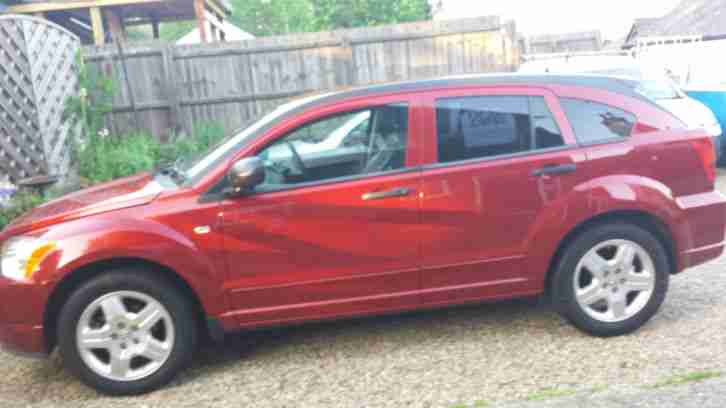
[363,133,395,174]
[285,141,309,179]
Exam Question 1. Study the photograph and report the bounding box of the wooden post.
[105,9,126,42]
[217,13,225,42]
[115,39,141,131]
[89,6,105,46]
[210,24,218,42]
[193,0,207,43]
[151,16,160,39]
[162,44,184,136]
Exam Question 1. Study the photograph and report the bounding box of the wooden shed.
[2,0,231,45]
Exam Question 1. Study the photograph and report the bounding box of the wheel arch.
[544,210,676,298]
[43,257,208,352]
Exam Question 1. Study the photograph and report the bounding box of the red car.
[1,75,724,395]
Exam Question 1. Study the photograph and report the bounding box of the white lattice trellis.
[0,15,80,183]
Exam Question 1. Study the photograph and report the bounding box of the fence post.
[340,36,356,87]
[162,44,184,139]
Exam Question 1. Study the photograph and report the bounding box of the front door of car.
[219,100,424,327]
[416,87,584,305]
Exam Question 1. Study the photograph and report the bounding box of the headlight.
[0,236,56,281]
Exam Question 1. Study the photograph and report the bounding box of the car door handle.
[532,163,577,177]
[362,187,412,201]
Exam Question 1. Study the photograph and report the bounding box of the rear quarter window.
[560,98,636,145]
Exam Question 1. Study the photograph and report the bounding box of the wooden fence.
[84,16,520,139]
[0,15,80,182]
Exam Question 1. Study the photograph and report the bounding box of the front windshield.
[179,92,331,185]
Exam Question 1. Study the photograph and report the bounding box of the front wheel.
[552,223,670,337]
[57,269,198,395]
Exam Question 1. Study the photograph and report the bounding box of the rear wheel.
[552,223,669,337]
[57,269,198,395]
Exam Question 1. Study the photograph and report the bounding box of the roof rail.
[522,49,633,62]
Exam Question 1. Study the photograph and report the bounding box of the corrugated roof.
[626,0,726,45]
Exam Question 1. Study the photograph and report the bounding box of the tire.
[551,223,670,337]
[57,268,198,395]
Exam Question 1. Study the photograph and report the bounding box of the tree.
[228,0,431,36]
[227,0,316,37]
[127,0,432,42]
[309,0,431,30]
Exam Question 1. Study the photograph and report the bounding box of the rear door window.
[560,98,636,145]
[436,95,565,163]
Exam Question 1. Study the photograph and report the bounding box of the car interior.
[258,104,409,189]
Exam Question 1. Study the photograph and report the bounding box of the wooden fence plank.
[81,16,519,138]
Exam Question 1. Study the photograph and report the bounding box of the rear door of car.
[416,86,586,305]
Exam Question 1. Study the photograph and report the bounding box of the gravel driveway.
[3,173,726,408]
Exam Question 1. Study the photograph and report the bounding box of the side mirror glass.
[226,157,265,194]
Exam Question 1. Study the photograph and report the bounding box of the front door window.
[256,104,409,191]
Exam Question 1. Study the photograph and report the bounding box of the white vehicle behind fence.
[519,53,723,156]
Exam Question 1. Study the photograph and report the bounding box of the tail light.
[689,137,716,186]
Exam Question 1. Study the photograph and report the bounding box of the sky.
[434,0,684,40]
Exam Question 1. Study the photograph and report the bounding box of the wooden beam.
[204,0,228,19]
[122,15,191,26]
[89,6,105,46]
[204,10,224,31]
[7,0,165,14]
[193,0,207,43]
[105,9,126,42]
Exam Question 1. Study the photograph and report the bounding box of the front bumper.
[0,323,46,357]
[0,277,51,356]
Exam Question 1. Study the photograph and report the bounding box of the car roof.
[296,73,650,111]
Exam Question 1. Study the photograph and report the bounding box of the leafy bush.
[63,52,117,146]
[1,122,226,230]
[157,122,227,166]
[0,191,46,231]
[77,122,226,184]
[78,132,162,184]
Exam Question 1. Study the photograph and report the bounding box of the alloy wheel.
[75,291,175,382]
[573,239,656,323]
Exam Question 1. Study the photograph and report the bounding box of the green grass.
[525,387,576,401]
[449,400,489,408]
[588,385,608,394]
[651,371,722,388]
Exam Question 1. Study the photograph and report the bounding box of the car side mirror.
[226,157,265,195]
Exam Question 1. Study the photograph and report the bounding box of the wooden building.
[524,30,604,54]
[625,0,726,47]
[1,0,231,45]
